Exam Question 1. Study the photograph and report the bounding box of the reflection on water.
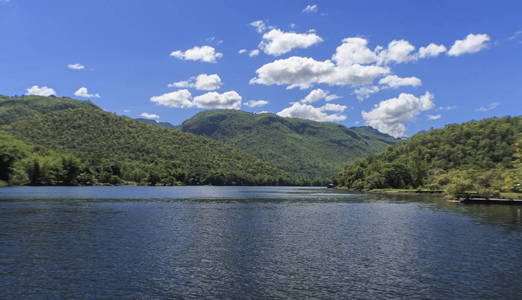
[0,186,521,299]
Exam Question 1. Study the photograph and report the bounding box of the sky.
[0,0,521,137]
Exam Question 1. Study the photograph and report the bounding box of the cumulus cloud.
[377,40,417,64]
[320,103,347,112]
[170,46,223,63]
[250,56,335,89]
[168,74,222,91]
[300,88,340,103]
[476,102,500,112]
[362,92,435,137]
[448,34,490,56]
[333,37,379,66]
[418,43,447,58]
[354,86,380,100]
[249,49,260,57]
[238,49,247,54]
[151,89,193,108]
[250,56,389,89]
[378,75,422,88]
[74,87,100,98]
[259,29,323,56]
[427,114,441,120]
[193,91,242,109]
[250,20,267,33]
[245,99,268,107]
[277,102,346,122]
[25,85,56,97]
[67,63,85,70]
[140,112,160,119]
[302,4,318,13]
[151,89,242,109]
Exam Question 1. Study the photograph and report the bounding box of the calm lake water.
[1,186,521,299]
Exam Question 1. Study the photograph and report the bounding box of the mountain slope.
[0,97,290,186]
[335,116,522,196]
[135,118,178,130]
[179,110,397,180]
[0,95,99,125]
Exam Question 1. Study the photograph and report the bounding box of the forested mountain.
[180,110,397,181]
[0,96,290,186]
[335,116,522,197]
[0,95,98,125]
[135,118,178,130]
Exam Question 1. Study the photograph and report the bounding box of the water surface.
[1,186,521,299]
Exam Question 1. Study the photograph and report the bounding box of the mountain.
[0,95,99,125]
[135,118,178,130]
[179,110,397,181]
[335,116,522,197]
[0,96,290,186]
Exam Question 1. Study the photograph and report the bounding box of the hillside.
[0,96,290,186]
[335,116,522,197]
[135,118,178,130]
[179,110,396,181]
[0,95,99,125]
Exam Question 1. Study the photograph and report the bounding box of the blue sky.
[0,0,520,137]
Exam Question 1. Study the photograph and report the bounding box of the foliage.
[0,95,98,125]
[180,110,397,182]
[0,96,292,186]
[336,116,522,197]
[135,118,178,130]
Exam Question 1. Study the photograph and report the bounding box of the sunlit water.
[1,186,521,299]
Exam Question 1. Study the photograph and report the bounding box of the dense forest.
[180,109,396,182]
[0,96,293,186]
[335,116,522,197]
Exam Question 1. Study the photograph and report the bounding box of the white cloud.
[250,56,389,89]
[378,75,422,88]
[259,29,323,56]
[250,20,267,33]
[354,86,380,101]
[168,80,192,88]
[193,91,242,109]
[250,56,335,89]
[320,103,347,112]
[300,88,340,103]
[245,99,268,107]
[170,45,223,63]
[302,4,318,13]
[277,102,346,122]
[67,63,85,70]
[25,85,56,97]
[194,74,222,90]
[168,74,222,91]
[427,114,441,120]
[249,49,260,57]
[377,40,417,64]
[418,43,447,58]
[438,105,456,111]
[151,89,193,108]
[140,112,160,119]
[239,49,247,54]
[74,87,100,98]
[333,37,378,66]
[362,92,435,137]
[448,34,490,56]
[476,102,500,112]
[151,89,242,110]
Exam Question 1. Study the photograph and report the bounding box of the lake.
[1,186,521,299]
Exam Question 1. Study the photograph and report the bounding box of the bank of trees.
[335,116,522,197]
